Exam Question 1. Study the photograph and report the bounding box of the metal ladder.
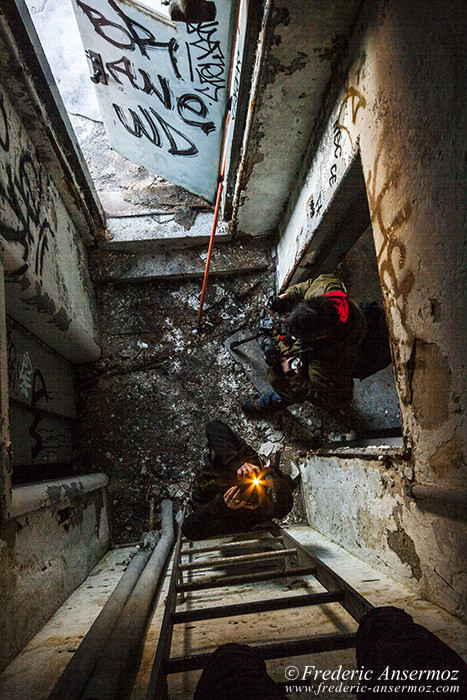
[146,519,373,699]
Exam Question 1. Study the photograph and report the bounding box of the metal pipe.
[180,536,279,555]
[81,500,174,700]
[146,505,187,700]
[230,332,262,350]
[179,547,297,571]
[48,549,152,700]
[176,565,317,593]
[10,473,109,518]
[172,590,345,624]
[408,483,467,505]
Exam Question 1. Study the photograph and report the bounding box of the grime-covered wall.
[276,0,466,617]
[0,486,109,670]
[0,85,100,364]
[0,1,109,668]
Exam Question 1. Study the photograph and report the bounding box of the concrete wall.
[276,0,466,617]
[0,84,100,364]
[0,487,109,670]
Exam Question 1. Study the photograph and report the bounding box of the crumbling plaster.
[0,489,109,671]
[276,0,465,617]
[300,455,466,620]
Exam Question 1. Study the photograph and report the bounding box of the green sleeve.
[281,278,315,303]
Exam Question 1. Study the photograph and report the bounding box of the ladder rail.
[269,523,373,622]
[172,590,345,624]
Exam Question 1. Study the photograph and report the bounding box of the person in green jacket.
[242,274,368,417]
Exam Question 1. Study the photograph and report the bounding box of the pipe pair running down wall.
[48,500,175,700]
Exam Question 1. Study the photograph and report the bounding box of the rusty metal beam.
[176,566,317,593]
[179,547,296,571]
[172,590,345,624]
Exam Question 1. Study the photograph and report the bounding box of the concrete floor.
[1,527,465,700]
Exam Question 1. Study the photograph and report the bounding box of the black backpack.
[353,302,392,379]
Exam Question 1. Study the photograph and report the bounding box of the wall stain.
[428,432,464,477]
[387,504,422,581]
[409,340,451,429]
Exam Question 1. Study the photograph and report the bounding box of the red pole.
[196,175,225,328]
[196,0,245,329]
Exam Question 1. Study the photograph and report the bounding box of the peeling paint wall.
[277,0,466,617]
[0,488,109,670]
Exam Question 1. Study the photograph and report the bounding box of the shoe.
[241,396,264,419]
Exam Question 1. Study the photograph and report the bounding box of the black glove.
[261,337,282,367]
[267,294,294,314]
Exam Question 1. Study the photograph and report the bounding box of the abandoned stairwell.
[0,515,465,699]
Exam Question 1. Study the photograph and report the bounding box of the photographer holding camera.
[242,273,368,418]
[181,420,294,541]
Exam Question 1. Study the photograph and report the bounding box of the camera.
[238,475,260,507]
[261,337,282,367]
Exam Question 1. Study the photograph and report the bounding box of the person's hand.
[267,293,291,313]
[237,463,260,479]
[224,486,247,510]
[282,357,299,376]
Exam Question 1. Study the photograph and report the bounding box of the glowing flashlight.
[252,477,261,486]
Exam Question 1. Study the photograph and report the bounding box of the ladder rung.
[176,565,316,592]
[181,537,280,556]
[166,633,356,673]
[172,590,345,623]
[179,548,297,571]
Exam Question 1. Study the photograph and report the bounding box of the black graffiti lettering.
[186,22,223,61]
[108,62,213,134]
[78,1,181,78]
[7,329,18,393]
[329,163,337,187]
[113,103,198,156]
[316,191,323,215]
[32,368,50,405]
[0,138,54,274]
[195,62,225,102]
[113,103,162,146]
[106,56,139,88]
[187,21,225,102]
[35,220,51,278]
[149,109,197,156]
[138,70,172,110]
[108,0,180,73]
[178,94,215,134]
[333,119,342,158]
[0,92,9,152]
[76,1,133,50]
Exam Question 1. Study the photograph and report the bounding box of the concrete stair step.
[89,239,272,284]
[104,211,231,252]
